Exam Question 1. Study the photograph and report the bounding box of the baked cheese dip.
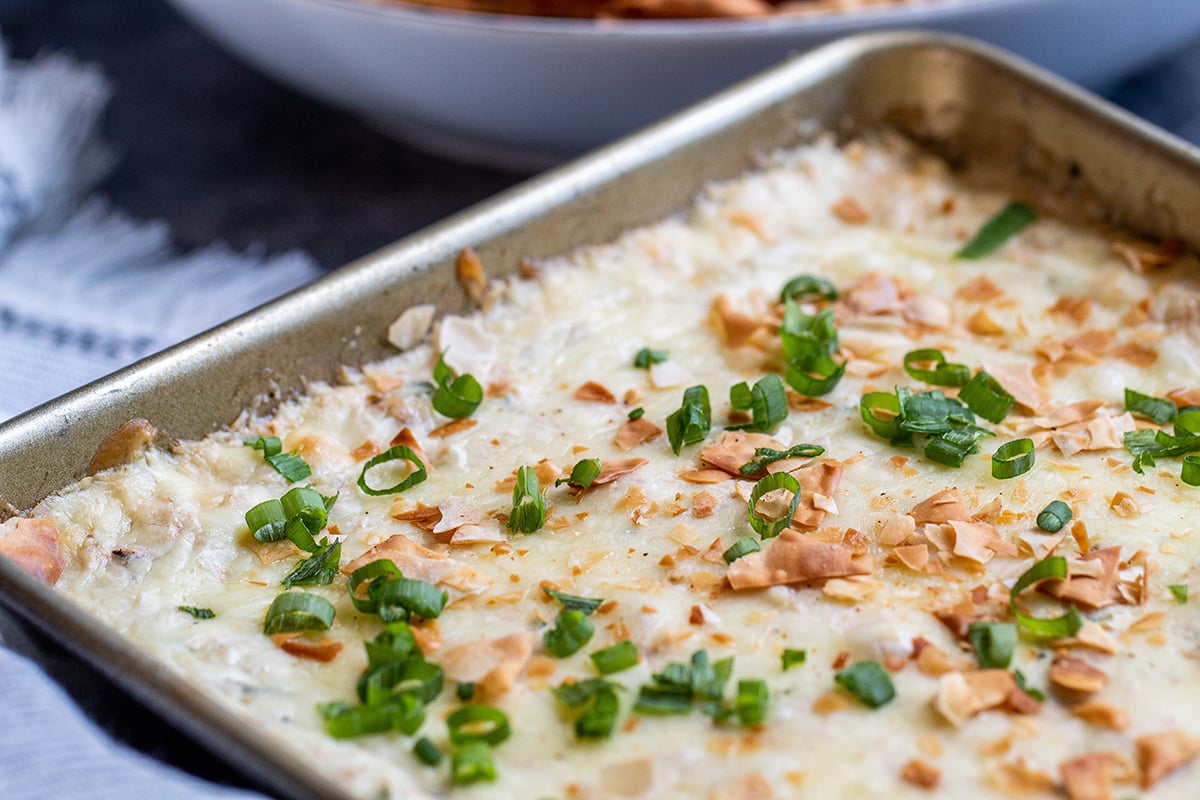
[5,135,1200,800]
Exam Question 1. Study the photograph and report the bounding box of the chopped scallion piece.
[348,559,447,621]
[544,609,595,657]
[860,391,907,443]
[1009,557,1083,638]
[246,498,288,543]
[358,657,444,706]
[1012,669,1045,703]
[552,679,621,739]
[1036,500,1072,533]
[457,682,476,701]
[903,348,970,387]
[263,591,336,634]
[628,407,645,420]
[781,649,806,671]
[734,679,768,726]
[319,695,424,738]
[447,705,512,746]
[1183,455,1200,486]
[542,587,603,615]
[666,385,712,455]
[955,201,1037,259]
[924,426,990,468]
[633,347,668,369]
[244,436,312,483]
[431,354,483,419]
[412,737,442,766]
[779,274,838,304]
[633,685,694,715]
[555,458,601,489]
[178,605,214,619]
[451,740,497,785]
[834,661,895,708]
[357,444,427,496]
[282,539,342,588]
[958,370,1015,423]
[992,438,1035,479]
[780,302,845,397]
[747,472,802,539]
[507,465,547,534]
[1169,584,1189,604]
[726,374,788,433]
[739,443,825,476]
[966,621,1016,669]
[279,486,334,553]
[590,641,638,675]
[1125,388,1177,425]
[729,381,752,411]
[722,536,761,564]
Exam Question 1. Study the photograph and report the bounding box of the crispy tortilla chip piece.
[435,632,535,694]
[700,431,782,477]
[1136,731,1200,789]
[727,528,869,590]
[911,488,971,525]
[1042,547,1122,610]
[0,517,63,585]
[342,534,491,601]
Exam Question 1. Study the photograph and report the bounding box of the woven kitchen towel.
[0,43,320,421]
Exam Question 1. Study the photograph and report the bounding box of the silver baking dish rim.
[2,31,1199,799]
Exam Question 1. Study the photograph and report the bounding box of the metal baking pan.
[2,31,1199,800]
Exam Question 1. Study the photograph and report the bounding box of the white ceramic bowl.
[168,0,1200,169]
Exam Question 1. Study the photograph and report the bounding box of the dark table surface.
[2,0,1199,796]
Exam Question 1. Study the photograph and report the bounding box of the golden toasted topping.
[455,246,487,307]
[1047,295,1092,325]
[831,196,869,225]
[0,517,63,586]
[87,418,157,476]
[691,491,718,519]
[1167,387,1200,408]
[988,759,1056,795]
[1042,548,1123,610]
[948,519,1017,564]
[1136,730,1200,789]
[1068,621,1123,655]
[435,632,535,695]
[591,459,648,488]
[390,428,431,474]
[710,770,774,800]
[982,362,1051,415]
[711,294,768,349]
[955,275,1005,303]
[910,488,971,525]
[575,381,617,404]
[342,534,491,601]
[614,417,663,452]
[1108,491,1140,519]
[899,759,941,790]
[271,634,344,663]
[700,431,782,477]
[1071,700,1130,731]
[429,418,478,439]
[386,304,436,351]
[1048,656,1108,699]
[932,669,1035,727]
[1112,237,1183,273]
[914,640,967,677]
[889,543,930,572]
[1059,753,1115,800]
[878,514,917,546]
[726,529,869,590]
[966,308,1006,336]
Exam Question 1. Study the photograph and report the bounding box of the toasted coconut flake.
[1071,700,1130,731]
[711,771,774,800]
[691,491,718,519]
[911,488,971,525]
[1047,295,1093,325]
[787,393,834,412]
[1060,753,1114,800]
[0,517,63,585]
[449,520,506,545]
[87,418,157,476]
[788,459,843,529]
[390,427,431,474]
[272,634,343,663]
[831,196,869,224]
[590,459,648,488]
[1136,730,1200,789]
[1026,399,1107,430]
[1049,656,1108,698]
[386,304,435,351]
[432,496,484,534]
[1112,237,1184,272]
[679,468,732,484]
[436,632,535,694]
[1109,341,1157,367]
[615,417,663,451]
[900,759,941,790]
[949,520,1009,564]
[726,529,869,590]
[342,534,491,601]
[967,308,1006,336]
[890,543,930,572]
[390,501,443,531]
[575,381,617,404]
[903,295,951,329]
[822,575,882,602]
[711,294,766,349]
[1018,530,1066,561]
[956,275,1005,302]
[1069,621,1122,655]
[1109,491,1140,519]
[455,247,487,306]
[1167,387,1200,408]
[933,669,1017,727]
[879,514,917,547]
[983,361,1051,414]
[429,418,478,439]
[843,273,906,316]
[1043,547,1122,610]
[700,431,783,477]
[916,641,967,676]
[988,758,1056,795]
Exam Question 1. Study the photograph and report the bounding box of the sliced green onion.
[729,381,752,411]
[780,274,837,304]
[357,445,427,496]
[575,682,620,738]
[781,649,806,671]
[666,385,712,455]
[633,347,668,369]
[633,685,694,715]
[359,657,444,706]
[784,355,846,397]
[723,536,761,563]
[860,391,907,443]
[687,650,733,701]
[370,574,448,622]
[450,740,496,785]
[319,695,424,738]
[544,609,595,657]
[507,465,547,533]
[1183,455,1200,486]
[1009,557,1083,638]
[282,539,342,588]
[966,621,1017,669]
[1176,409,1200,437]
[925,426,991,468]
[456,682,476,701]
[726,374,788,433]
[734,679,768,726]
[543,586,603,615]
[1036,500,1072,532]
[747,472,802,539]
[447,706,511,746]
[178,605,214,619]
[553,677,619,708]
[555,458,601,489]
[412,737,442,766]
[739,443,825,476]
[246,498,287,542]
[263,591,335,634]
[348,559,402,612]
[590,641,638,675]
[432,354,483,419]
[1012,669,1045,703]
[280,486,332,553]
[364,622,416,670]
[628,407,645,421]
[834,661,895,708]
[780,303,845,397]
[1169,584,1189,604]
[903,348,970,387]
[1125,388,1176,425]
[245,436,312,483]
[245,435,282,457]
[992,438,1035,479]
[955,201,1037,259]
[902,390,975,434]
[959,371,1015,423]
